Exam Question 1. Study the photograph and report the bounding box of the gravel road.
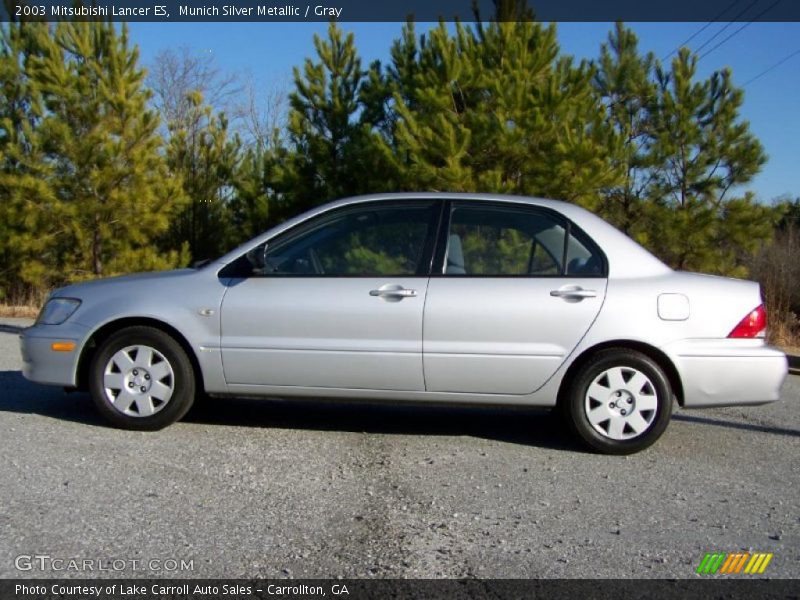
[1,317,798,579]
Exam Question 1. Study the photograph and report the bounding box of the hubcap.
[103,345,175,417]
[584,366,658,441]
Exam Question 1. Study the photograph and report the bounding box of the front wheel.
[89,326,196,430]
[563,349,673,455]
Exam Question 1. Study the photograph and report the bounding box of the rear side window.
[564,231,603,276]
[443,204,604,277]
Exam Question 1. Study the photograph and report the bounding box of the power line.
[743,47,800,86]
[698,0,783,60]
[661,0,743,61]
[692,0,762,56]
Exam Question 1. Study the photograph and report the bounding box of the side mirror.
[246,243,269,272]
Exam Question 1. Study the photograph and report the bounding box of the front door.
[423,201,608,394]
[220,201,439,391]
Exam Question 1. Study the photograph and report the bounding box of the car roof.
[329,192,571,209]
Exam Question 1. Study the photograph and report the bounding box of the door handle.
[550,287,597,299]
[370,287,417,298]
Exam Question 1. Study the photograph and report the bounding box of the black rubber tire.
[89,326,196,431]
[562,349,673,455]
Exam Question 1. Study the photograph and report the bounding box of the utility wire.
[742,47,800,86]
[691,0,762,56]
[698,0,783,60]
[661,0,743,61]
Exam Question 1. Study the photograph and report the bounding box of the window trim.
[219,200,444,279]
[431,200,608,278]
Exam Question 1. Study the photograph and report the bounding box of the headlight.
[36,298,82,325]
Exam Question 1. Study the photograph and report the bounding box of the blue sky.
[128,21,800,202]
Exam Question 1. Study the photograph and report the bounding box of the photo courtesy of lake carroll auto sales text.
[0,0,798,598]
[15,583,349,597]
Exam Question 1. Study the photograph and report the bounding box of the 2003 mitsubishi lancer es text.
[19,194,788,454]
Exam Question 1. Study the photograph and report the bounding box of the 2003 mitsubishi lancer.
[20,194,788,454]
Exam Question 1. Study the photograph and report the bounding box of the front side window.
[251,203,437,277]
[443,204,604,277]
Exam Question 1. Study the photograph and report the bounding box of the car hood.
[52,269,197,298]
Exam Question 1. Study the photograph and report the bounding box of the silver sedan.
[19,194,788,454]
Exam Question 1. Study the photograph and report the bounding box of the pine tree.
[646,48,769,274]
[379,3,621,204]
[283,22,370,217]
[360,20,419,144]
[384,21,477,192]
[165,90,240,261]
[0,21,55,298]
[469,15,621,205]
[23,22,187,282]
[227,146,270,246]
[593,23,656,238]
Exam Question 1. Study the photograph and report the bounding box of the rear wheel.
[89,326,196,430]
[563,349,673,454]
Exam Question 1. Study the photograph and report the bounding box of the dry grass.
[0,304,39,318]
[767,310,800,350]
[0,287,48,319]
[749,225,800,351]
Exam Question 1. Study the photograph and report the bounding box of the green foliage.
[0,14,784,299]
[593,25,770,275]
[644,49,768,275]
[1,21,187,298]
[165,90,240,261]
[227,147,271,245]
[775,197,800,230]
[281,23,372,218]
[0,21,54,298]
[359,14,624,209]
[593,22,656,235]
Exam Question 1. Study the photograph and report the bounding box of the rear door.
[220,200,440,391]
[423,201,608,394]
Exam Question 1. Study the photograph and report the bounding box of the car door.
[219,200,439,391]
[423,201,608,394]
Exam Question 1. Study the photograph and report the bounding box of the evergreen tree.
[383,21,477,191]
[227,146,270,245]
[283,22,372,218]
[646,48,769,274]
[0,14,784,302]
[776,197,800,230]
[3,21,186,290]
[165,90,240,261]
[380,5,621,205]
[359,20,419,144]
[593,23,657,238]
[0,21,54,298]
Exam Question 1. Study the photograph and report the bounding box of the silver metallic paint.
[19,193,788,410]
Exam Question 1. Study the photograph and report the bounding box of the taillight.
[728,304,767,338]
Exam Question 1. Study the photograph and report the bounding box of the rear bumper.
[663,340,788,408]
[19,322,89,387]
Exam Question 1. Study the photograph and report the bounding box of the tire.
[562,349,673,455]
[89,326,196,430]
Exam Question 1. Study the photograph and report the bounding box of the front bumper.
[19,322,91,387]
[663,339,788,408]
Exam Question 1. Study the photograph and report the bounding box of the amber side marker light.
[50,342,76,352]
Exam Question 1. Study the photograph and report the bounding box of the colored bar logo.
[696,552,773,575]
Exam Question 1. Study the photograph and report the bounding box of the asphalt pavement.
[1,317,798,579]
